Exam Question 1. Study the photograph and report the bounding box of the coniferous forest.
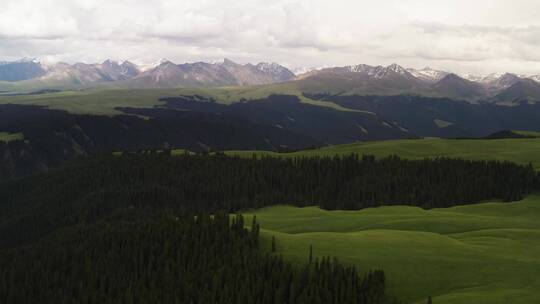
[0,153,538,303]
[0,213,390,304]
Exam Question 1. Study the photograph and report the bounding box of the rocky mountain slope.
[295,64,540,104]
[0,58,46,82]
[0,58,295,89]
[4,57,540,104]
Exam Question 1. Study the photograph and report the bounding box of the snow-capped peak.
[131,59,170,72]
[347,64,375,73]
[407,67,449,83]
[17,57,40,64]
[344,63,411,79]
[256,62,285,73]
[291,66,326,76]
[220,58,238,66]
[386,63,408,75]
[158,58,174,65]
[0,57,41,65]
[458,73,483,82]
[147,59,176,70]
[481,72,506,83]
[528,75,540,83]
[102,59,120,67]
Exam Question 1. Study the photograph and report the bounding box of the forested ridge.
[0,213,391,304]
[0,153,537,303]
[1,153,537,248]
[0,103,319,181]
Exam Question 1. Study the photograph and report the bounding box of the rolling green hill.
[226,138,540,170]
[0,85,351,115]
[514,130,540,138]
[0,132,23,142]
[0,88,219,115]
[243,195,540,304]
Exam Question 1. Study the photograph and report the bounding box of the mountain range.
[2,58,540,179]
[295,64,540,104]
[3,58,540,104]
[0,58,295,88]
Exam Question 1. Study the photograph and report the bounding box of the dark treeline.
[0,213,392,304]
[483,130,538,139]
[0,103,320,181]
[0,153,537,249]
[309,94,540,139]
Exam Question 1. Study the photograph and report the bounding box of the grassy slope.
[0,88,212,115]
[0,132,23,142]
[514,130,540,138]
[0,83,355,115]
[226,138,540,170]
[243,195,540,304]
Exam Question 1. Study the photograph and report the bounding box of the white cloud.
[2,0,540,75]
[0,0,79,39]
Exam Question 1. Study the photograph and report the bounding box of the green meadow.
[244,195,540,304]
[236,137,540,303]
[0,88,204,115]
[514,130,540,138]
[0,132,23,142]
[227,138,540,170]
[0,85,350,115]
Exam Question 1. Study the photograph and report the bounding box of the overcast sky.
[2,0,540,75]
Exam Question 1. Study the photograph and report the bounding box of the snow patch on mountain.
[345,63,413,79]
[0,57,41,66]
[6,56,540,91]
[459,73,484,82]
[481,72,507,83]
[528,75,540,83]
[387,63,409,75]
[291,66,325,76]
[407,67,449,83]
[256,62,287,74]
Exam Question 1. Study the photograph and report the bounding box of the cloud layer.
[2,0,540,75]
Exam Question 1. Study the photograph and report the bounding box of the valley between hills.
[245,196,540,304]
